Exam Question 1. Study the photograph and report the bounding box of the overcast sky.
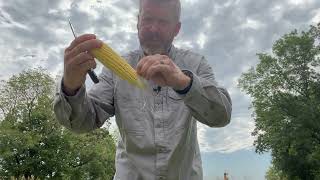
[1,0,319,179]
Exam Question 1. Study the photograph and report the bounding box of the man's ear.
[174,22,181,37]
[137,15,140,31]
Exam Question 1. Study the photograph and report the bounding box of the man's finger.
[70,52,95,65]
[144,61,162,80]
[147,64,171,79]
[67,39,102,60]
[136,56,151,74]
[80,59,97,72]
[67,34,96,52]
[140,58,158,77]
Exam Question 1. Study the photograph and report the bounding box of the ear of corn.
[91,43,146,89]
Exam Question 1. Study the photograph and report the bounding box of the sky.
[0,0,319,179]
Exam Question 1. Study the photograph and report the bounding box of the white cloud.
[0,9,29,30]
[198,115,255,153]
[197,32,207,49]
[174,39,195,49]
[310,8,320,24]
[288,0,315,6]
[240,18,265,30]
[270,5,284,22]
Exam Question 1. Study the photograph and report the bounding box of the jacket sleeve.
[180,56,232,127]
[53,67,115,133]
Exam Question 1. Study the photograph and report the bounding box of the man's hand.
[136,54,191,90]
[63,34,102,95]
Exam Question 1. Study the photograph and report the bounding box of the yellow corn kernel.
[91,43,146,89]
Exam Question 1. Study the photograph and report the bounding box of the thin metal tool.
[68,19,99,84]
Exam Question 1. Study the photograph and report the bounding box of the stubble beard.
[139,33,173,55]
[141,43,167,55]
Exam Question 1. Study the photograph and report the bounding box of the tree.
[238,23,320,179]
[265,165,288,180]
[0,68,115,179]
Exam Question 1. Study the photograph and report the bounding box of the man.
[54,0,232,179]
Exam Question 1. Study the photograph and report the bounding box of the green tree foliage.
[265,165,288,180]
[238,23,320,179]
[0,68,115,179]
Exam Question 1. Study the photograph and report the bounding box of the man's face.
[137,1,181,55]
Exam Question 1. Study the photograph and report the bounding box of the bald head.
[137,0,181,55]
[139,0,181,22]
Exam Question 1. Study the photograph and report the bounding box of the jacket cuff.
[59,80,86,106]
[175,70,203,102]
